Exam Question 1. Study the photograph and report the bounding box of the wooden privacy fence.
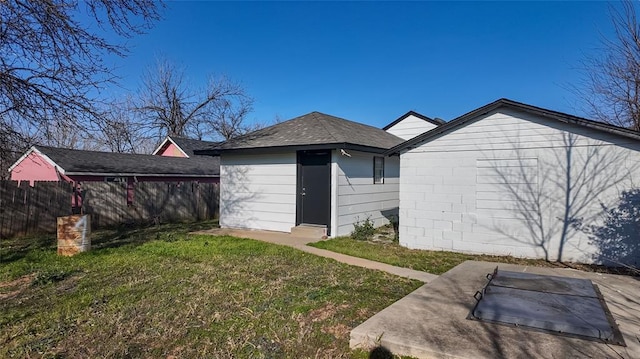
[0,181,219,238]
[83,181,219,228]
[0,181,73,238]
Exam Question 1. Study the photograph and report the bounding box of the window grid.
[374,156,384,184]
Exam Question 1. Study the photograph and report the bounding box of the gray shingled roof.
[36,146,219,176]
[199,112,404,154]
[168,136,220,157]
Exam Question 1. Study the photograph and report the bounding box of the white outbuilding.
[387,99,640,265]
[199,111,437,237]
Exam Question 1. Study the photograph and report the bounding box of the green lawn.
[310,237,577,275]
[0,222,421,358]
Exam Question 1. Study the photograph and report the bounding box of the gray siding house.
[199,111,426,237]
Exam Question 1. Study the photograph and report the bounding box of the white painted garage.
[203,111,414,237]
[388,99,640,265]
[220,152,297,233]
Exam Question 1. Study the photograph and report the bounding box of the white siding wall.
[400,109,640,265]
[386,115,438,140]
[335,151,400,236]
[220,152,297,232]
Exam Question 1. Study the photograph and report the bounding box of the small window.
[105,176,126,183]
[374,156,384,184]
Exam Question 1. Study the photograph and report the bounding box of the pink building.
[9,145,219,186]
[9,144,220,208]
[9,137,221,210]
[153,136,219,158]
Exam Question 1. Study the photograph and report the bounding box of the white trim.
[7,146,64,174]
[55,167,73,182]
[330,150,339,237]
[7,147,35,173]
[151,136,190,158]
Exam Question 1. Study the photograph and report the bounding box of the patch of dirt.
[56,274,85,294]
[300,303,353,340]
[307,303,350,323]
[371,225,397,243]
[0,273,36,300]
[322,323,350,338]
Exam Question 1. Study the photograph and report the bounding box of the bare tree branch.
[578,0,640,130]
[135,59,256,141]
[0,0,163,173]
[89,98,157,154]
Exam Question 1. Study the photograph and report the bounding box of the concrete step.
[290,224,327,239]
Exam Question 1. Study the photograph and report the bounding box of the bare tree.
[136,59,255,141]
[42,119,91,150]
[0,0,163,173]
[90,98,157,153]
[200,95,257,140]
[580,0,640,130]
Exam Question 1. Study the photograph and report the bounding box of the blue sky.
[102,1,615,129]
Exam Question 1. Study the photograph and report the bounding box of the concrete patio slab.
[350,261,640,359]
[193,228,438,283]
[194,228,317,246]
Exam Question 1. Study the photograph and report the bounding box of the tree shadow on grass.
[0,233,56,264]
[90,220,219,250]
[0,220,219,265]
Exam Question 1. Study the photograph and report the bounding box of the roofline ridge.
[152,135,190,157]
[383,110,441,130]
[385,98,640,155]
[312,112,342,143]
[35,144,213,159]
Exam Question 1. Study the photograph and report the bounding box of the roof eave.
[7,146,37,173]
[151,136,190,158]
[383,110,441,130]
[8,146,65,173]
[385,98,640,155]
[197,142,394,156]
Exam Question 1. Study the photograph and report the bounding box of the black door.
[297,150,331,230]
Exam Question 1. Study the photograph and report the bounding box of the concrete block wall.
[398,109,640,264]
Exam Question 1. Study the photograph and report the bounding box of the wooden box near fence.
[57,215,91,256]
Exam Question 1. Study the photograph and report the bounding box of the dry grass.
[0,223,420,358]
